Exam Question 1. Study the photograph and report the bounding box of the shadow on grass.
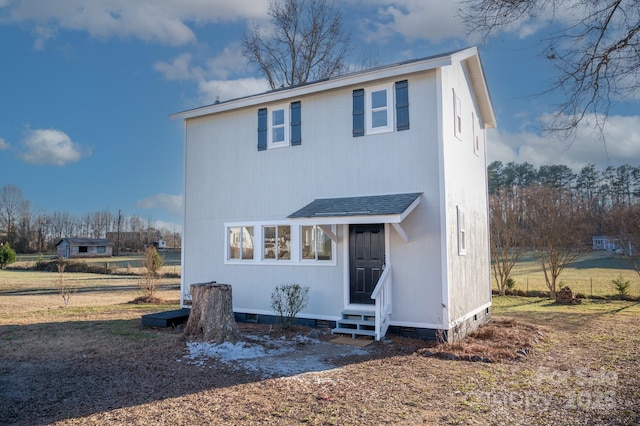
[0,318,405,425]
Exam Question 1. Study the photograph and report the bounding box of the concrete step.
[331,327,376,338]
[336,318,375,327]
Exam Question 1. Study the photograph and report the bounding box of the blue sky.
[1,0,639,233]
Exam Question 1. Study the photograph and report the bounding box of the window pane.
[264,226,276,259]
[272,126,285,142]
[242,226,254,259]
[372,110,388,128]
[316,227,332,260]
[371,90,387,109]
[229,227,241,259]
[302,226,315,260]
[272,109,284,125]
[278,225,291,260]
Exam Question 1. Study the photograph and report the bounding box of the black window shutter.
[395,80,409,131]
[290,101,301,146]
[257,108,267,151]
[352,89,365,137]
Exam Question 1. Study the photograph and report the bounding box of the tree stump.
[183,282,241,344]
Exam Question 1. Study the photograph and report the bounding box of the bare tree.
[0,185,28,246]
[243,0,351,89]
[460,0,640,138]
[489,188,527,296]
[523,185,592,299]
[607,203,640,276]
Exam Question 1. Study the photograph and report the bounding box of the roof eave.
[170,54,460,121]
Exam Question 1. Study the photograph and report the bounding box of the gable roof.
[170,46,496,129]
[56,238,114,247]
[288,193,422,225]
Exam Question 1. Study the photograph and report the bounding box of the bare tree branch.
[460,0,640,139]
[242,0,351,89]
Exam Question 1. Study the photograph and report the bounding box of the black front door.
[349,224,385,304]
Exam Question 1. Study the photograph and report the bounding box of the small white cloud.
[0,137,9,150]
[357,0,465,43]
[20,128,87,166]
[32,25,57,50]
[136,193,183,216]
[154,53,202,81]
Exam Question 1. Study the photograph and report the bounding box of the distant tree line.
[0,184,181,254]
[489,162,640,298]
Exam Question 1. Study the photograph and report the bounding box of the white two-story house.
[172,46,496,341]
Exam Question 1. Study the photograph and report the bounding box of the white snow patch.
[182,335,369,378]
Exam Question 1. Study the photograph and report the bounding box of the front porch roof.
[287,192,422,226]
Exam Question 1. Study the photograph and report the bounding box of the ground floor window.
[263,225,291,260]
[79,246,88,253]
[97,246,106,254]
[225,222,335,265]
[301,225,332,261]
[228,226,254,260]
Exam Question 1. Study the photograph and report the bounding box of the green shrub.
[270,284,310,329]
[612,275,631,298]
[0,243,16,269]
[505,277,517,291]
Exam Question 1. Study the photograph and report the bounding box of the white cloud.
[356,0,465,43]
[20,129,87,166]
[136,193,183,216]
[155,47,269,104]
[154,53,203,81]
[155,43,248,83]
[0,137,9,150]
[488,114,640,169]
[4,0,268,47]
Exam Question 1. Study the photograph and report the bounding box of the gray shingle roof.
[288,193,422,218]
[56,238,114,247]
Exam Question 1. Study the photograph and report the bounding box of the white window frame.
[262,224,292,261]
[457,206,466,255]
[268,104,289,149]
[454,89,462,140]
[300,225,335,262]
[365,83,393,135]
[472,112,480,156]
[226,225,255,262]
[224,221,337,266]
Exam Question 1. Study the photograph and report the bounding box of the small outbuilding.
[56,238,114,259]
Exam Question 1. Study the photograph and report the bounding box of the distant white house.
[172,46,496,341]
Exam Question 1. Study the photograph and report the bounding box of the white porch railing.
[371,264,392,341]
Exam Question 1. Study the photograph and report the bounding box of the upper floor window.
[454,89,462,139]
[472,112,480,156]
[257,101,301,151]
[353,80,409,137]
[269,106,288,148]
[366,85,393,134]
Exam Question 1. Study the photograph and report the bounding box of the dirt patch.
[1,304,639,425]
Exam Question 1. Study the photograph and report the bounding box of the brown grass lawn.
[498,251,640,298]
[1,268,639,425]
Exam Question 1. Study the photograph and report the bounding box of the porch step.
[332,309,376,339]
